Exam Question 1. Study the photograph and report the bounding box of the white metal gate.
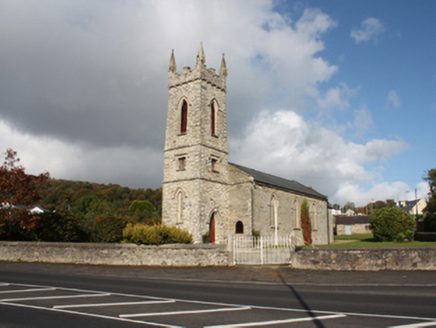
[232,235,294,265]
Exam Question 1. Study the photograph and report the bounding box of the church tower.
[162,43,229,244]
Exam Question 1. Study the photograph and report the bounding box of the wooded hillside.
[37,179,162,220]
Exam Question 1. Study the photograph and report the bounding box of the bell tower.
[162,43,229,243]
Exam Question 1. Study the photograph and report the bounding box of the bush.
[370,207,415,242]
[91,215,129,243]
[123,223,192,245]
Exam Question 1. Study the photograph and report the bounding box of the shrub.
[91,215,129,243]
[123,223,192,245]
[370,207,415,242]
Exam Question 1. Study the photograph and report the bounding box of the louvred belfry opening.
[181,100,187,133]
[211,102,215,135]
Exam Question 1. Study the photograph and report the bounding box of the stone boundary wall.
[2,242,436,270]
[0,241,229,266]
[291,247,436,271]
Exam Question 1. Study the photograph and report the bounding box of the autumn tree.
[300,199,312,245]
[0,149,49,236]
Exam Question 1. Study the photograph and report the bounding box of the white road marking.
[205,313,347,327]
[120,305,251,318]
[1,292,110,302]
[54,299,176,309]
[0,287,55,294]
[0,300,182,327]
[1,281,435,328]
[118,274,436,288]
[337,311,436,322]
[388,322,436,328]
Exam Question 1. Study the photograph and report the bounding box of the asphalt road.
[0,263,435,327]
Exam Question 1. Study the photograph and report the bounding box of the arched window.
[311,202,318,231]
[270,195,278,226]
[294,199,300,229]
[180,100,187,133]
[211,101,216,135]
[235,221,244,234]
[174,188,186,224]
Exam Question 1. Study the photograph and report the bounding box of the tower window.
[235,221,244,234]
[211,102,216,135]
[211,158,217,171]
[178,157,186,170]
[180,100,188,134]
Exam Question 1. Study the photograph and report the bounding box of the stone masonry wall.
[291,247,436,271]
[0,242,229,266]
[2,242,436,270]
[252,185,330,245]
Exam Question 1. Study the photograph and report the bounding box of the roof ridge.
[229,162,327,200]
[229,162,297,183]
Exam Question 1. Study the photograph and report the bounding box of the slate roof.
[229,163,327,201]
[398,199,420,213]
[335,215,371,225]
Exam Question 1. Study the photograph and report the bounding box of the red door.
[209,214,215,243]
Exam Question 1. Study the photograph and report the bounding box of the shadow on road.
[278,273,325,328]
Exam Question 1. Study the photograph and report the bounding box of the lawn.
[312,234,436,248]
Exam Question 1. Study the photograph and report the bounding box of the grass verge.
[310,234,436,248]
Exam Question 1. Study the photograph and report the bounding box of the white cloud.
[0,120,162,188]
[386,90,402,109]
[230,110,408,205]
[0,1,341,189]
[317,83,359,109]
[353,105,373,137]
[334,181,430,207]
[351,18,385,44]
[0,1,418,207]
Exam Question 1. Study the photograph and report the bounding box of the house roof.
[335,215,371,225]
[398,199,420,212]
[12,204,50,213]
[229,163,327,201]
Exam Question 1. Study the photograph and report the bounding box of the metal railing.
[232,235,294,265]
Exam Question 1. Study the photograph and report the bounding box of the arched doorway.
[235,221,244,234]
[209,213,215,243]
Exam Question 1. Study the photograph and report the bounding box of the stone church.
[162,44,332,245]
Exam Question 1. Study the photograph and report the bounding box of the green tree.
[91,215,129,243]
[370,207,415,242]
[128,200,159,223]
[33,212,84,242]
[0,149,49,236]
[342,202,355,214]
[423,169,436,231]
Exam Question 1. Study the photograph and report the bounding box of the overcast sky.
[1,0,435,206]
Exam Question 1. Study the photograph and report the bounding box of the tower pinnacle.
[196,42,206,67]
[169,49,177,73]
[220,53,228,77]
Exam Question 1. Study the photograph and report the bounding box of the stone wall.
[251,185,331,245]
[2,241,436,271]
[291,247,436,271]
[0,242,229,266]
[336,223,371,235]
